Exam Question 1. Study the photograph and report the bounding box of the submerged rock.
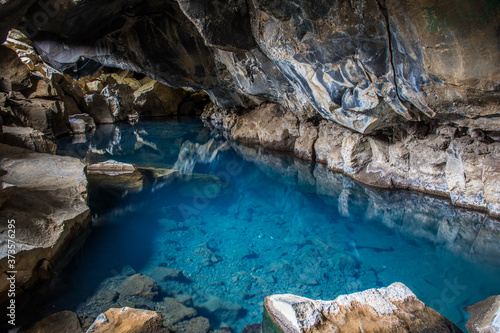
[157,297,197,327]
[150,267,186,283]
[465,295,500,333]
[118,274,160,301]
[20,311,84,333]
[173,316,210,333]
[263,282,462,333]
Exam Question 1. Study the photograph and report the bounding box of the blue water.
[49,119,500,332]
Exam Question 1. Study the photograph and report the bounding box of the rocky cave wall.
[1,0,499,133]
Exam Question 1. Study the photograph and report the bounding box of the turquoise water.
[50,119,500,332]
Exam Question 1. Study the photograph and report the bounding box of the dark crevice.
[375,0,404,103]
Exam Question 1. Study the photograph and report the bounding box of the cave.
[0,0,499,332]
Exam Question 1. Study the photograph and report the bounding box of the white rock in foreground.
[465,295,500,333]
[264,282,463,333]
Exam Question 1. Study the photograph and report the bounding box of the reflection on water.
[50,119,500,332]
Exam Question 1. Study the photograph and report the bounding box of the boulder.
[294,121,318,161]
[117,274,160,300]
[0,143,90,303]
[465,295,500,333]
[231,103,299,151]
[101,84,135,120]
[156,297,197,327]
[199,296,244,326]
[84,94,114,123]
[86,170,144,193]
[263,283,462,333]
[9,98,69,137]
[20,311,84,333]
[69,113,96,135]
[133,80,186,117]
[85,80,104,94]
[2,126,57,154]
[22,74,63,99]
[241,324,261,333]
[150,267,186,283]
[174,316,210,333]
[0,45,30,92]
[86,307,165,333]
[85,84,135,123]
[87,160,136,175]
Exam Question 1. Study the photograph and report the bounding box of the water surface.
[49,119,500,332]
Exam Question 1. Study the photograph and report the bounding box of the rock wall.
[0,143,91,304]
[203,103,500,218]
[2,0,497,134]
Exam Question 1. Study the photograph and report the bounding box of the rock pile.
[0,29,209,151]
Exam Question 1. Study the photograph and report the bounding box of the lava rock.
[264,283,462,332]
[465,295,500,333]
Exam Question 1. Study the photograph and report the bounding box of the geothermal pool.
[41,119,500,332]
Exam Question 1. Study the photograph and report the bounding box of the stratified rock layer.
[264,282,462,332]
[0,143,90,303]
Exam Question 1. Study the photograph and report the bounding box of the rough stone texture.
[87,160,136,175]
[158,297,198,326]
[0,182,16,210]
[465,295,500,333]
[0,45,31,92]
[86,307,165,333]
[4,0,496,212]
[20,311,84,333]
[84,84,136,124]
[2,0,497,134]
[22,74,62,99]
[204,103,299,151]
[0,0,37,43]
[117,274,160,301]
[2,126,57,154]
[0,144,90,304]
[173,316,210,333]
[69,113,96,135]
[8,96,69,137]
[134,80,186,117]
[264,282,462,333]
